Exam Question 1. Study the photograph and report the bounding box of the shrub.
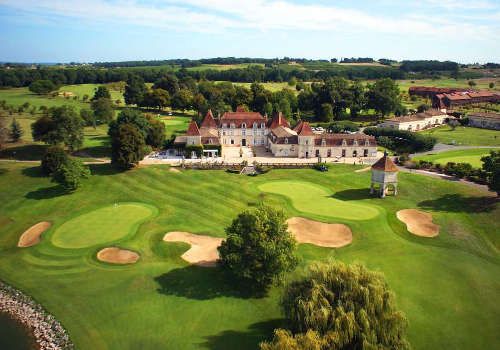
[184,145,203,158]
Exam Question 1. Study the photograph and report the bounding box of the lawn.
[161,115,191,139]
[419,125,500,146]
[396,78,500,93]
[59,84,125,104]
[0,87,88,111]
[0,163,498,350]
[258,181,379,220]
[413,148,498,168]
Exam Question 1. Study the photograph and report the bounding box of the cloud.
[0,0,498,39]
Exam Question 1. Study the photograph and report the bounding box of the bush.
[327,121,359,133]
[41,146,68,176]
[29,80,56,95]
[262,261,410,350]
[218,205,298,294]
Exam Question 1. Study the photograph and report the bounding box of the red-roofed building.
[174,109,377,159]
[371,152,398,197]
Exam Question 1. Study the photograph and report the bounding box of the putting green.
[259,181,379,220]
[51,203,156,249]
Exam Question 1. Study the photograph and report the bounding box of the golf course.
[413,148,498,168]
[0,162,498,350]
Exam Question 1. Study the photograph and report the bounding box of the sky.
[0,0,499,63]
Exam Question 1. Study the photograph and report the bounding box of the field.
[397,78,500,93]
[419,125,500,146]
[413,148,498,168]
[0,163,498,350]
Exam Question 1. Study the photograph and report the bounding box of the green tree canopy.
[218,205,298,294]
[481,151,500,195]
[153,75,180,95]
[9,118,23,142]
[366,78,402,116]
[41,145,68,176]
[31,106,84,151]
[145,117,166,148]
[171,89,193,111]
[141,88,170,110]
[263,261,410,350]
[124,75,147,105]
[52,157,90,192]
[91,97,114,123]
[92,86,111,101]
[111,123,146,169]
[29,80,56,95]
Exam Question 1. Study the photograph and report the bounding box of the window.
[321,139,326,146]
[222,131,226,136]
[253,122,257,128]
[327,149,331,157]
[364,149,368,157]
[365,139,370,146]
[208,139,213,144]
[242,123,246,129]
[353,140,358,146]
[285,138,288,144]
[230,123,235,129]
[315,149,320,157]
[222,123,227,128]
[342,139,347,146]
[242,129,246,136]
[261,123,265,129]
[353,150,358,157]
[305,140,309,145]
[230,139,234,145]
[342,149,346,157]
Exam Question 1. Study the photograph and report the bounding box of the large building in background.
[408,86,500,110]
[174,107,377,159]
[377,109,449,131]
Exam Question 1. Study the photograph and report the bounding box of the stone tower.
[370,152,399,197]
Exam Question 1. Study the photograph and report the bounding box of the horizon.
[1,0,499,63]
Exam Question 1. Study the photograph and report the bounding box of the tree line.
[0,59,468,88]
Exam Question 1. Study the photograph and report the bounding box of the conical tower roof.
[293,120,314,136]
[372,153,398,172]
[201,109,217,128]
[186,120,201,136]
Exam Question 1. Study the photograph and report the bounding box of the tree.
[318,103,333,123]
[278,98,292,118]
[111,123,146,169]
[153,75,180,95]
[448,119,460,130]
[146,117,166,148]
[468,80,476,88]
[261,329,322,350]
[9,118,23,142]
[489,82,495,89]
[80,108,97,128]
[92,86,111,101]
[366,78,401,116]
[31,106,84,151]
[41,145,68,175]
[218,205,298,294]
[29,80,56,95]
[481,151,500,195]
[124,75,147,105]
[108,109,150,140]
[417,103,430,113]
[171,89,193,111]
[141,88,170,110]
[348,81,366,118]
[268,261,410,350]
[91,97,114,123]
[52,157,90,192]
[0,118,8,149]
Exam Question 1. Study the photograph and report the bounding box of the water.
[0,312,35,350]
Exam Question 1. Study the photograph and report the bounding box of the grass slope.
[420,125,500,146]
[413,148,497,168]
[0,164,498,350]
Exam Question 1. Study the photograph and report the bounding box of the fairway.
[258,181,379,220]
[51,203,156,249]
[419,125,500,146]
[0,164,498,350]
[413,148,497,168]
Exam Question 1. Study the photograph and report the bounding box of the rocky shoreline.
[0,280,74,350]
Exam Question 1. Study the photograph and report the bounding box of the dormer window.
[230,123,235,129]
[321,139,326,146]
[353,140,358,146]
[342,139,347,146]
[222,123,227,128]
[261,123,265,129]
[365,139,370,146]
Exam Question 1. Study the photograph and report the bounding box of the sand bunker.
[355,166,371,173]
[169,167,181,173]
[163,232,223,267]
[18,222,51,247]
[286,217,352,248]
[396,209,440,237]
[96,247,140,264]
